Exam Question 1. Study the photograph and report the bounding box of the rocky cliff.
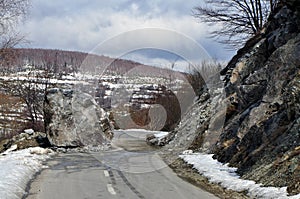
[215,1,300,195]
[44,88,113,147]
[165,0,300,195]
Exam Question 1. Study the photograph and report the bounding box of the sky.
[20,0,235,69]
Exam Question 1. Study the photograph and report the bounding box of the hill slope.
[165,1,300,196]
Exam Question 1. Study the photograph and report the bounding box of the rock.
[2,144,18,155]
[162,80,225,154]
[0,131,51,153]
[212,2,300,195]
[146,133,169,146]
[44,88,113,147]
[146,134,156,143]
[165,1,300,196]
[0,139,13,153]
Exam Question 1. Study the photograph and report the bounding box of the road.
[25,130,218,199]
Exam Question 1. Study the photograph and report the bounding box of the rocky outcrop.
[44,88,113,147]
[164,0,300,196]
[163,83,225,153]
[212,2,300,195]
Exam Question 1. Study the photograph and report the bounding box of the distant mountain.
[0,48,180,78]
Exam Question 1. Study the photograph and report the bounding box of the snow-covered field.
[180,153,300,199]
[0,147,53,199]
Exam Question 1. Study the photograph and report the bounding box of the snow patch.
[153,131,169,138]
[2,145,18,155]
[29,147,53,155]
[118,129,169,137]
[182,150,194,155]
[0,147,54,199]
[179,153,300,199]
[118,128,165,134]
[24,129,34,135]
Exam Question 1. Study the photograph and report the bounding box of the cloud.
[120,49,192,72]
[20,0,235,62]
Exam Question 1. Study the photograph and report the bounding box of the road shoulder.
[168,158,250,199]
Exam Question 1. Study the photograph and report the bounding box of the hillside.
[0,48,158,75]
[162,0,300,196]
[0,48,203,150]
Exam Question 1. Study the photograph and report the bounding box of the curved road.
[25,130,218,199]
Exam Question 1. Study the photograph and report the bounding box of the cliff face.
[214,1,300,195]
[165,1,300,195]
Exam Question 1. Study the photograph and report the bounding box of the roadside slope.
[163,1,300,196]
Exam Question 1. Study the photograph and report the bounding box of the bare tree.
[186,60,222,96]
[0,0,29,49]
[0,93,26,139]
[0,70,51,130]
[193,0,279,48]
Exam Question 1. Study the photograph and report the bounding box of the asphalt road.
[25,130,218,199]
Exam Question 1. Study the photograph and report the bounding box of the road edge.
[167,157,250,199]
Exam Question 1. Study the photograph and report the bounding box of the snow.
[151,131,170,145]
[140,104,151,109]
[153,131,169,138]
[105,90,113,96]
[180,153,300,199]
[0,147,53,199]
[118,129,169,138]
[2,145,18,155]
[24,129,34,135]
[0,75,86,86]
[117,129,168,137]
[61,75,75,80]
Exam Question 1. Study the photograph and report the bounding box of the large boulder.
[44,88,113,147]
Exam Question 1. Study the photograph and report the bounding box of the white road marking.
[104,170,109,177]
[107,184,116,195]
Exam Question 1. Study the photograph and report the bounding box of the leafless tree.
[0,93,26,139]
[186,60,222,96]
[193,0,279,48]
[0,70,51,130]
[0,0,29,49]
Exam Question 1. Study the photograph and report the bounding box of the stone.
[0,131,51,153]
[44,88,113,147]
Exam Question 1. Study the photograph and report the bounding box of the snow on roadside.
[0,147,54,199]
[153,131,169,138]
[118,129,169,139]
[119,128,167,134]
[179,153,300,199]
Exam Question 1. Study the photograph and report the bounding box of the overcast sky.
[20,0,235,68]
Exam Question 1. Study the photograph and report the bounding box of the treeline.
[1,48,84,73]
[0,48,143,75]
